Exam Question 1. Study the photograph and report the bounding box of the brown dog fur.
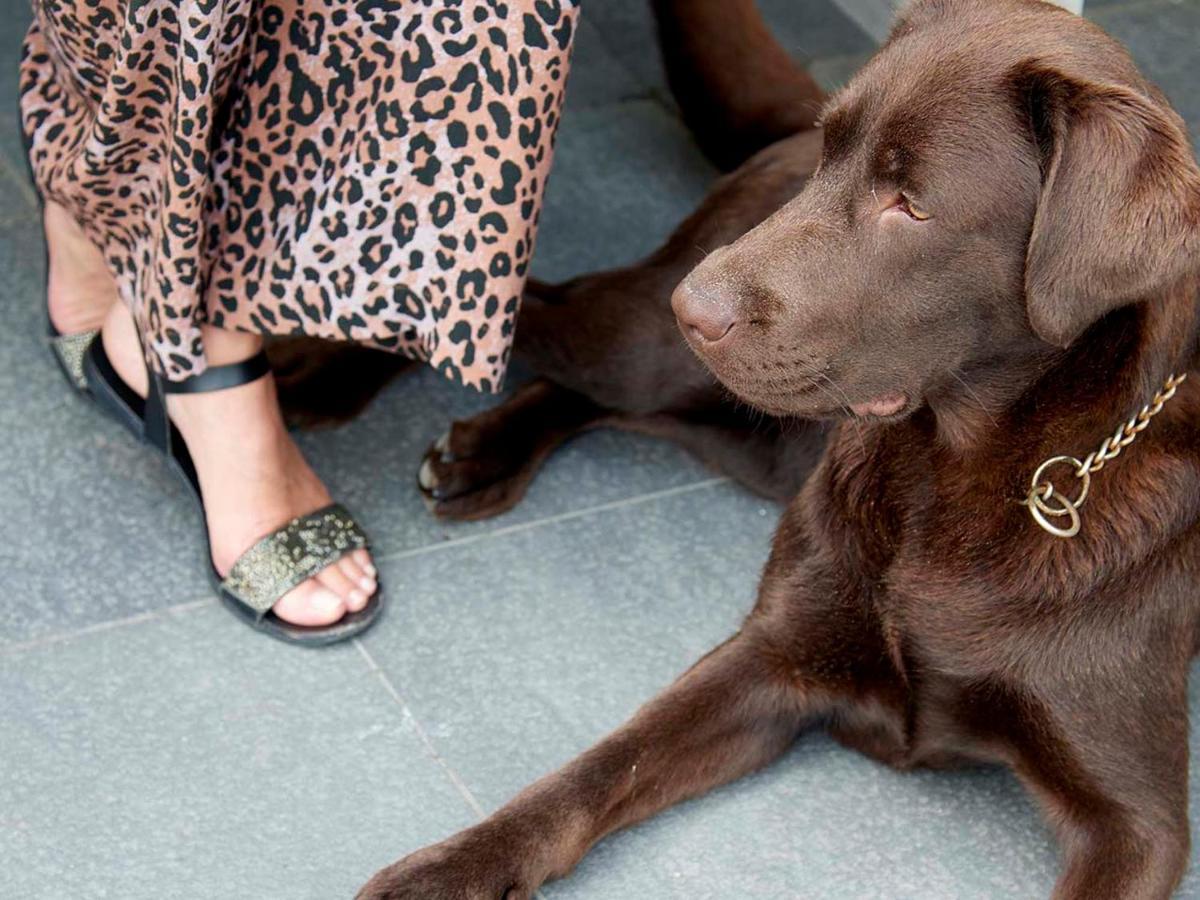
[354,1,1200,897]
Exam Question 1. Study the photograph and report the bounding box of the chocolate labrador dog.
[358,0,1200,896]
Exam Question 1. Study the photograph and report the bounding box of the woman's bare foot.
[102,304,378,627]
[45,201,119,334]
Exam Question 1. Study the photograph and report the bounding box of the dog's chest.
[819,441,1034,679]
[852,569,1041,764]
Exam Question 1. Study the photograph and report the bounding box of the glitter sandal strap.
[219,503,370,617]
[49,328,98,392]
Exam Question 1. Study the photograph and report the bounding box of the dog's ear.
[1012,60,1200,348]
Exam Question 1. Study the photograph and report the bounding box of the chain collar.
[1022,373,1188,538]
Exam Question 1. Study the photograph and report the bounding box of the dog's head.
[673,0,1200,422]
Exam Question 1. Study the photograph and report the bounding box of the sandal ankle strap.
[143,349,272,453]
[161,350,271,394]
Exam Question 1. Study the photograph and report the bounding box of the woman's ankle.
[164,326,278,439]
[100,302,150,397]
[198,323,265,367]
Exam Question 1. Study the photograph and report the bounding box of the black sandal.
[82,335,384,645]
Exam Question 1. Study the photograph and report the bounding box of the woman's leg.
[101,303,378,627]
[44,184,372,626]
[44,200,117,335]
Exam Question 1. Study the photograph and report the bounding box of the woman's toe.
[343,588,369,613]
[273,581,347,626]
[338,555,376,607]
[315,560,369,612]
[353,548,377,579]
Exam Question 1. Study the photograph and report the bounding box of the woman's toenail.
[363,562,377,577]
[359,577,375,592]
[349,589,366,606]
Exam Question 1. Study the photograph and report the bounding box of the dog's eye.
[897,195,931,221]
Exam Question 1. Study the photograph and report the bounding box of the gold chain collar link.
[1023,373,1188,539]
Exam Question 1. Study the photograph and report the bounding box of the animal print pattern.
[20,0,578,390]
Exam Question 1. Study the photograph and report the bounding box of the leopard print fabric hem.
[20,0,578,392]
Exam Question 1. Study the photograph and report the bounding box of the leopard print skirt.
[20,0,578,391]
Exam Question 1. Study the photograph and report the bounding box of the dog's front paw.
[357,829,536,900]
[417,420,535,521]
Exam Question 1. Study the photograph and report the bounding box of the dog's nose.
[672,280,737,345]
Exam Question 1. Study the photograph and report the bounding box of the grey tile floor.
[2,1,1199,898]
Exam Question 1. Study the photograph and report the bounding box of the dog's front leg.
[1041,756,1191,899]
[1010,672,1191,899]
[356,628,825,900]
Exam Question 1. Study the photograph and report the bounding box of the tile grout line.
[2,479,731,656]
[376,476,730,566]
[352,639,552,900]
[575,17,655,102]
[352,638,489,820]
[828,0,891,44]
[0,597,209,656]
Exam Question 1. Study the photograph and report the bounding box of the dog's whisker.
[815,372,866,457]
[948,369,999,430]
